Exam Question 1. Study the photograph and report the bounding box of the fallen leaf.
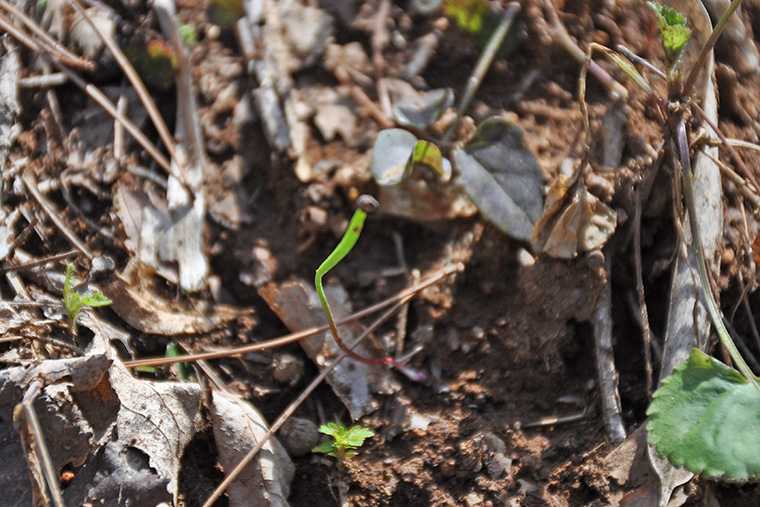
[531,174,617,258]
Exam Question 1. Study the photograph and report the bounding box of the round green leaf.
[370,129,445,185]
[647,348,760,480]
[370,129,418,185]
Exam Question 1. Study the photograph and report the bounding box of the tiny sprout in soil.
[63,263,112,333]
[312,422,375,465]
[315,195,427,382]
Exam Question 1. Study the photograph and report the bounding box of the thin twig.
[22,170,93,259]
[542,0,628,101]
[682,0,743,97]
[443,3,520,144]
[69,0,180,167]
[18,73,68,88]
[0,2,94,70]
[692,102,760,196]
[592,250,627,444]
[125,264,462,368]
[0,249,77,273]
[0,17,175,175]
[333,65,394,129]
[633,190,654,398]
[16,380,65,507]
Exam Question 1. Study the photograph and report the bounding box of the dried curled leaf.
[531,175,617,258]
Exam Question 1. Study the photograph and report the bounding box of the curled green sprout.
[315,195,426,382]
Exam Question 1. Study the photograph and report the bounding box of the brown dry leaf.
[259,279,399,419]
[0,329,293,505]
[101,260,243,335]
[531,174,617,258]
[210,391,295,507]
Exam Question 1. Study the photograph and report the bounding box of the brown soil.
[4,0,760,505]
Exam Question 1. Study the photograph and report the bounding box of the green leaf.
[312,440,338,455]
[647,348,760,480]
[648,2,691,67]
[344,425,375,447]
[370,129,446,186]
[80,292,112,307]
[207,0,245,27]
[444,0,490,34]
[453,117,544,242]
[318,422,342,437]
[444,0,520,57]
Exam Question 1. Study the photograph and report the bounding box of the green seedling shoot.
[312,421,375,465]
[315,195,426,382]
[63,263,112,333]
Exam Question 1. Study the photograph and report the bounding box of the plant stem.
[315,196,426,382]
[675,119,757,383]
[682,0,744,97]
[442,2,520,144]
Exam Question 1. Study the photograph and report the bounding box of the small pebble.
[279,417,319,458]
[272,353,303,386]
[721,247,735,266]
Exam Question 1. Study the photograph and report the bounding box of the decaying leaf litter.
[2,0,760,505]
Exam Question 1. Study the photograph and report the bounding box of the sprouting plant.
[583,0,760,481]
[63,263,112,333]
[312,421,375,465]
[315,194,427,382]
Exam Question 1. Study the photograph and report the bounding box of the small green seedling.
[63,263,112,333]
[312,422,375,465]
[315,195,426,382]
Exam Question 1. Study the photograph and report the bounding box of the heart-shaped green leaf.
[647,348,760,480]
[453,118,544,242]
[370,129,445,185]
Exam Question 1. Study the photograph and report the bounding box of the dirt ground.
[4,0,760,505]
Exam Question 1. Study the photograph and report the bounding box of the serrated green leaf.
[345,425,375,446]
[312,440,338,455]
[318,422,341,437]
[370,130,445,185]
[648,1,691,67]
[647,348,760,480]
[453,117,544,242]
[80,292,112,307]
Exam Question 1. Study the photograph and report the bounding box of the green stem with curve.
[315,195,426,382]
